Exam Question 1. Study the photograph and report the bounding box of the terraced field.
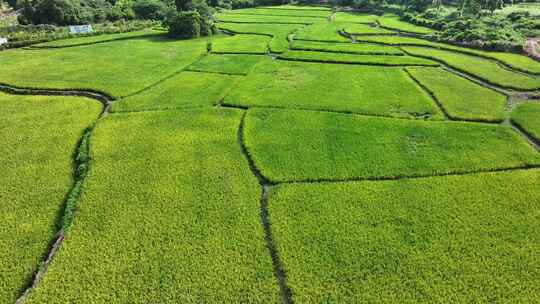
[1,4,539,304]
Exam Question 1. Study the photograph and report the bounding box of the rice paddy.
[1,4,539,303]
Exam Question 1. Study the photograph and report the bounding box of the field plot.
[225,7,330,18]
[278,50,438,66]
[355,35,540,74]
[269,169,540,302]
[342,23,395,35]
[217,22,301,53]
[511,102,540,143]
[186,54,269,75]
[290,40,404,55]
[112,71,240,112]
[259,5,331,11]
[243,108,540,183]
[333,12,379,23]
[0,93,100,303]
[406,67,507,122]
[377,14,435,34]
[294,22,350,42]
[212,34,270,54]
[224,60,442,118]
[0,35,209,97]
[25,109,280,303]
[215,12,319,24]
[402,46,540,90]
[31,29,162,48]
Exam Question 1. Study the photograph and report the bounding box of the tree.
[166,10,200,38]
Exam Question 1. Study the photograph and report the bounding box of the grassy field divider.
[403,68,451,120]
[281,164,540,186]
[237,111,294,304]
[404,68,508,123]
[400,47,540,92]
[276,55,438,67]
[0,84,112,304]
[507,119,540,152]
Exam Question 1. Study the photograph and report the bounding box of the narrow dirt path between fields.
[237,111,294,304]
[525,38,540,61]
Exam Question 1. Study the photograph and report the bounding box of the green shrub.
[166,10,201,38]
[132,0,167,20]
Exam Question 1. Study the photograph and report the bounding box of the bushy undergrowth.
[401,8,539,51]
[0,19,154,49]
[244,108,540,182]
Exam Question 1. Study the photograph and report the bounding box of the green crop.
[0,92,101,303]
[217,22,302,53]
[215,12,318,24]
[269,169,540,302]
[243,108,540,182]
[224,60,442,118]
[111,71,240,112]
[0,35,209,97]
[278,50,439,66]
[291,40,403,55]
[25,108,280,303]
[212,34,270,54]
[406,67,507,122]
[333,12,379,23]
[259,4,331,10]
[402,46,540,90]
[226,7,330,18]
[511,102,540,142]
[186,54,270,75]
[294,21,350,42]
[32,29,162,48]
[378,14,436,34]
[355,35,540,74]
[343,23,395,35]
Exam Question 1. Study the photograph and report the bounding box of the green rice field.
[1,4,539,304]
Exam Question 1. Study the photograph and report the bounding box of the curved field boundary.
[289,46,405,56]
[400,48,540,92]
[237,112,294,304]
[0,83,111,304]
[276,55,439,67]
[216,19,312,25]
[353,36,540,76]
[225,12,328,19]
[509,119,540,151]
[403,68,506,123]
